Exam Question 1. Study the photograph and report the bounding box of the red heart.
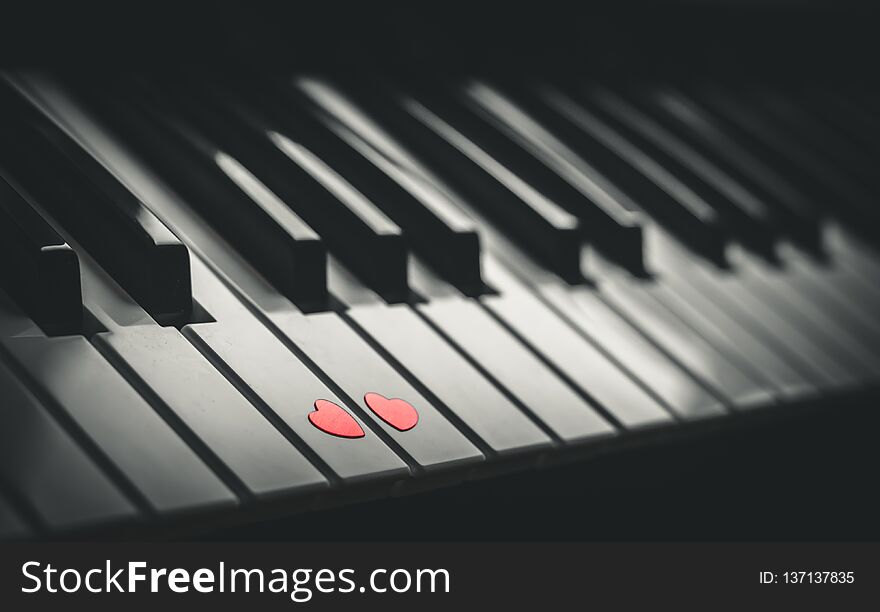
[309,399,365,438]
[364,392,419,431]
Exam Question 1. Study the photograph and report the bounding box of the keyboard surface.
[1,3,879,540]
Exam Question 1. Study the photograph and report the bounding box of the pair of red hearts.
[309,392,419,438]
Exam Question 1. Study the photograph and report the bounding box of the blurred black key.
[649,89,823,251]
[810,91,880,157]
[184,261,411,486]
[148,82,409,302]
[0,85,192,325]
[533,85,730,265]
[749,92,880,194]
[438,87,645,274]
[328,123,485,293]
[304,80,583,282]
[0,175,82,335]
[649,235,857,390]
[463,81,646,272]
[215,82,485,294]
[599,87,789,232]
[26,77,482,478]
[80,90,328,310]
[402,94,584,282]
[579,86,777,258]
[693,89,880,230]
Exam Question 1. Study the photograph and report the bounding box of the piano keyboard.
[1,71,879,540]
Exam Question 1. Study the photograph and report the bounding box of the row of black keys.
[2,73,880,539]
[3,75,879,338]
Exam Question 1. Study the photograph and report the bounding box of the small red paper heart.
[309,399,365,438]
[364,392,419,431]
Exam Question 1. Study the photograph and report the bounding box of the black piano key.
[0,175,82,335]
[269,133,410,300]
[1,335,239,515]
[184,256,414,487]
[579,86,777,258]
[748,92,880,194]
[402,94,584,282]
[693,89,880,230]
[95,326,329,499]
[667,90,830,216]
[535,85,730,265]
[439,87,646,274]
[700,261,864,390]
[809,91,880,157]
[648,235,855,391]
[216,84,485,294]
[304,80,583,282]
[0,86,192,325]
[77,89,328,310]
[329,123,485,293]
[26,77,484,478]
[408,252,674,430]
[149,82,409,302]
[649,88,824,251]
[0,360,139,532]
[605,87,799,238]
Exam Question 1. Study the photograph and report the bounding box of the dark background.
[3,1,879,85]
[5,1,879,541]
[208,393,880,541]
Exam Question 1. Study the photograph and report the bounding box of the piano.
[1,1,879,541]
